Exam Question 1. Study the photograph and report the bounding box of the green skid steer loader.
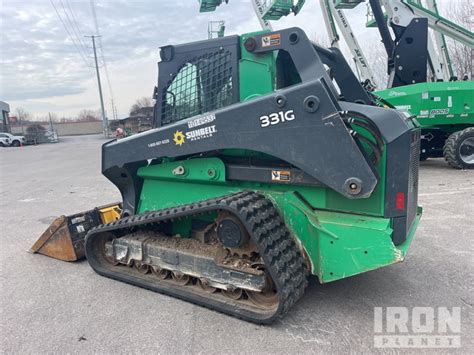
[31,28,422,323]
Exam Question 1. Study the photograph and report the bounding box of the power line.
[60,0,90,56]
[64,0,105,67]
[59,0,88,54]
[50,0,92,68]
[65,0,87,39]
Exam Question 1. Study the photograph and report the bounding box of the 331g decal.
[259,110,295,128]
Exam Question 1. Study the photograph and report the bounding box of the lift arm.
[322,0,376,89]
[423,0,454,79]
[319,0,340,47]
[372,0,444,81]
[369,0,430,87]
[389,0,474,48]
[374,0,474,80]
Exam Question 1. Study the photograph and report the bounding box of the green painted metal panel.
[138,154,386,217]
[239,31,275,102]
[138,157,227,183]
[265,191,419,282]
[326,143,386,216]
[376,81,474,128]
[137,158,234,212]
[137,179,240,213]
[136,155,419,282]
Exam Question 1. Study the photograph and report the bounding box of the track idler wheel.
[198,279,217,293]
[134,261,150,274]
[245,266,279,309]
[171,271,191,285]
[247,290,278,309]
[151,266,170,280]
[247,273,278,309]
[222,288,243,300]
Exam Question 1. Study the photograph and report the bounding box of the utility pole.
[110,98,118,120]
[48,112,54,131]
[85,35,108,137]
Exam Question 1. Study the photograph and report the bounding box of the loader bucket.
[30,203,121,261]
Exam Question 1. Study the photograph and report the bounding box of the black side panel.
[384,128,420,245]
[406,129,420,230]
[102,79,381,206]
[389,19,428,88]
[391,217,408,246]
[101,142,146,217]
[153,36,240,128]
[338,102,411,144]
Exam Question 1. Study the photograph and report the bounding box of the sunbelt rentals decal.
[186,125,217,141]
[173,113,217,146]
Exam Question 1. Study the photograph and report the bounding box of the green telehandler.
[31,27,421,323]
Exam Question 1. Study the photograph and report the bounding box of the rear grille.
[406,129,420,229]
[161,50,234,125]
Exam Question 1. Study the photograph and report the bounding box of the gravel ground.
[1,135,472,354]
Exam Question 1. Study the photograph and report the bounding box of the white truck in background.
[0,132,26,147]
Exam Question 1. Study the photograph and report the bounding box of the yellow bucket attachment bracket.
[30,203,121,261]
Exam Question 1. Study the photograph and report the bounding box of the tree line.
[11,97,154,125]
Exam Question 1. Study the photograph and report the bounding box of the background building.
[0,101,11,133]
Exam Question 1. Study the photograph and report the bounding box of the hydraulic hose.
[368,92,396,109]
[340,110,385,164]
[349,129,381,164]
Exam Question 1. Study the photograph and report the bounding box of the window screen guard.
[154,36,240,127]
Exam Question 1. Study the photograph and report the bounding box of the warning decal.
[262,33,281,47]
[271,170,291,182]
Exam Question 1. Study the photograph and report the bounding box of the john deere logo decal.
[173,130,185,146]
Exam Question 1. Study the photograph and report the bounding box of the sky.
[0,0,459,120]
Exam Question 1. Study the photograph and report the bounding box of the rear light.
[396,192,405,210]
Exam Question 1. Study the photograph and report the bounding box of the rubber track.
[85,191,308,324]
[443,127,474,169]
